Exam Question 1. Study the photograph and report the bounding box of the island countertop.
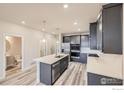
[34,54,69,65]
[87,54,123,79]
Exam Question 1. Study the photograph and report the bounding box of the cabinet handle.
[52,62,59,67]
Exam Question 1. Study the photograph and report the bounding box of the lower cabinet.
[60,56,68,74]
[40,63,52,85]
[70,53,87,64]
[80,53,87,64]
[52,62,60,83]
[39,56,69,85]
[87,72,123,85]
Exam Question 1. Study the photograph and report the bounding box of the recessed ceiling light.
[74,22,77,25]
[78,28,81,31]
[42,28,45,31]
[21,21,25,24]
[63,4,68,8]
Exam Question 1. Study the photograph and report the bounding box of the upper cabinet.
[70,35,80,44]
[63,36,70,43]
[102,4,122,54]
[81,35,89,48]
[90,22,97,49]
[63,35,81,44]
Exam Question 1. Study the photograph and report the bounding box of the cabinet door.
[60,59,65,74]
[90,22,97,49]
[71,35,80,44]
[102,4,122,54]
[60,56,68,74]
[80,53,87,64]
[52,62,60,83]
[81,35,89,48]
[63,36,70,43]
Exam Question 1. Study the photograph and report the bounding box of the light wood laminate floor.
[6,64,21,77]
[0,62,86,85]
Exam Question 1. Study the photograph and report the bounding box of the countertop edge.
[34,54,69,65]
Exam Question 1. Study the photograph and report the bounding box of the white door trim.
[3,33,24,77]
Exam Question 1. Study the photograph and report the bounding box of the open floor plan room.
[0,3,123,85]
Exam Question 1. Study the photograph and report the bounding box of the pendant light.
[42,20,46,43]
[42,20,47,56]
[55,27,60,56]
[56,27,60,43]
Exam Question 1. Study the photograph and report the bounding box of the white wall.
[0,20,57,79]
[6,36,22,57]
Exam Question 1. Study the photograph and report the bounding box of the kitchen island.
[34,54,69,85]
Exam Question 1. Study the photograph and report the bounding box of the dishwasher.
[52,62,60,83]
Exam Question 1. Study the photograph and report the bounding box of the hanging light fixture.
[55,27,60,56]
[42,20,46,43]
[55,27,60,43]
[41,20,47,56]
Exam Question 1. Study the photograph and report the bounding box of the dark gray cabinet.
[60,56,68,74]
[81,35,89,48]
[63,36,70,43]
[102,4,122,54]
[63,35,81,44]
[39,56,69,85]
[40,63,52,85]
[52,62,60,83]
[80,53,87,64]
[87,72,122,85]
[90,22,97,49]
[70,35,80,44]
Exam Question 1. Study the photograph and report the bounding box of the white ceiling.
[0,3,104,34]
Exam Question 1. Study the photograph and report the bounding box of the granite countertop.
[34,54,68,65]
[87,54,123,79]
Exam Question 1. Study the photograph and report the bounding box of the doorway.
[4,35,23,77]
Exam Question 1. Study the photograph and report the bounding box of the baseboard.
[22,63,36,72]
